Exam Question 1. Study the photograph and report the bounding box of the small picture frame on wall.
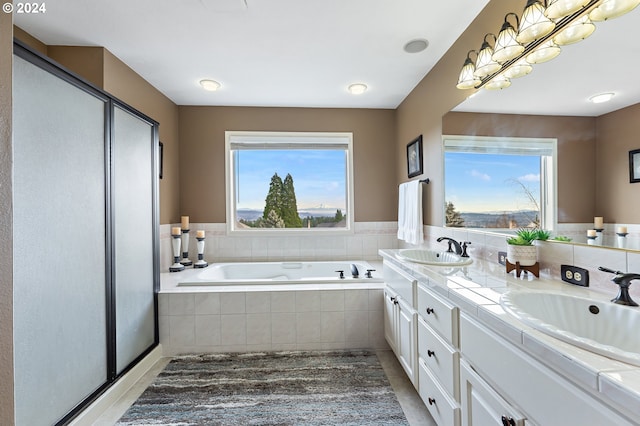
[630,149,640,183]
[407,135,423,178]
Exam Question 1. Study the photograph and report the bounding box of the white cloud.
[470,169,491,181]
[519,173,540,182]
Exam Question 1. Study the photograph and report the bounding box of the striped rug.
[116,350,409,425]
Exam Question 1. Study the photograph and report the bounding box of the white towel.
[397,180,423,245]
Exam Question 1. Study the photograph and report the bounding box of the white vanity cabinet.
[459,313,634,426]
[416,282,461,426]
[383,262,418,385]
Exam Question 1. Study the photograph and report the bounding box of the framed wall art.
[630,148,640,183]
[407,135,423,178]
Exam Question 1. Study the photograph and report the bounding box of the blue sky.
[445,152,540,213]
[235,149,346,210]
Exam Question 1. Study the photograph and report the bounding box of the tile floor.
[93,349,435,425]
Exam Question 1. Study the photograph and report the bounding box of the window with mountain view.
[226,132,354,233]
[443,136,556,231]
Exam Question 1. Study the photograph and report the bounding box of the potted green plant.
[506,228,549,266]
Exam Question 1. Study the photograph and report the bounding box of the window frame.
[225,131,355,235]
[442,135,557,232]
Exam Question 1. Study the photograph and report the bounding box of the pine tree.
[259,209,285,228]
[334,209,344,222]
[263,173,284,222]
[282,173,302,227]
[445,201,465,227]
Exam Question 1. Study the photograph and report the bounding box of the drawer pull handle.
[428,397,436,406]
[426,307,434,314]
[501,416,516,426]
[427,349,435,357]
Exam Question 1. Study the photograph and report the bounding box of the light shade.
[526,39,562,64]
[493,14,525,63]
[517,0,556,44]
[504,58,533,79]
[484,74,511,90]
[545,0,590,19]
[456,51,481,89]
[348,83,368,95]
[199,79,220,91]
[474,34,501,78]
[553,14,596,45]
[589,0,640,21]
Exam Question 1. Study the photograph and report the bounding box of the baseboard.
[69,345,163,426]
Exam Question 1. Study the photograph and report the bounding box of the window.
[225,131,354,234]
[443,135,556,231]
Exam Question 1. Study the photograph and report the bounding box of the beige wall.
[443,112,597,223]
[1,9,14,426]
[396,0,520,226]
[178,106,397,223]
[13,34,182,225]
[595,103,640,223]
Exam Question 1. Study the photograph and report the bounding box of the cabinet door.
[460,360,527,426]
[384,289,398,353]
[397,297,417,384]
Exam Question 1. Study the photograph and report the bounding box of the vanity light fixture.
[456,50,481,89]
[348,83,368,95]
[517,0,556,44]
[199,79,221,91]
[589,92,615,103]
[493,13,525,64]
[590,0,640,20]
[456,0,639,91]
[545,0,591,19]
[474,34,501,78]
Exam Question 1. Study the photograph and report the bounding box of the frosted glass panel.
[13,56,107,425]
[113,106,156,373]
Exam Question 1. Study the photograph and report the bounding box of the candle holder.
[194,236,208,268]
[587,235,597,246]
[616,232,628,249]
[180,229,193,266]
[170,233,185,272]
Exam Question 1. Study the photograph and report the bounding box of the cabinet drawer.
[383,261,415,306]
[460,313,634,426]
[460,359,528,426]
[418,316,459,401]
[417,282,459,347]
[419,357,461,426]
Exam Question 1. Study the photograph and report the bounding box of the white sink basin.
[500,290,640,366]
[396,249,473,266]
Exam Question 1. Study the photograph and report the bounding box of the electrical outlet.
[561,265,589,287]
[498,251,507,266]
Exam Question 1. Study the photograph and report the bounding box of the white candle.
[617,226,628,234]
[594,217,603,229]
[196,230,205,238]
[587,229,597,237]
[171,226,181,236]
[181,216,190,230]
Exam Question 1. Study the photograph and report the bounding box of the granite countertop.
[378,248,640,419]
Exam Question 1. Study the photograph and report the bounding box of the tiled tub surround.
[159,222,398,272]
[380,249,640,422]
[159,265,388,355]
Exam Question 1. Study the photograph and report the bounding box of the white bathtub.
[176,261,383,286]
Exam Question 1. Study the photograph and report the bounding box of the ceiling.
[454,7,640,117]
[13,0,490,109]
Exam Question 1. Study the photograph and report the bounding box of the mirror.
[446,7,640,251]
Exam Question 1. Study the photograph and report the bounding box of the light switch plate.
[561,265,589,287]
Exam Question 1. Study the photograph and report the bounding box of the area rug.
[116,350,409,426]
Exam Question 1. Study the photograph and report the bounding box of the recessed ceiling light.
[199,79,221,91]
[348,83,368,95]
[589,92,615,103]
[403,39,429,53]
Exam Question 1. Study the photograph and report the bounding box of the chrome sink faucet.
[598,267,640,306]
